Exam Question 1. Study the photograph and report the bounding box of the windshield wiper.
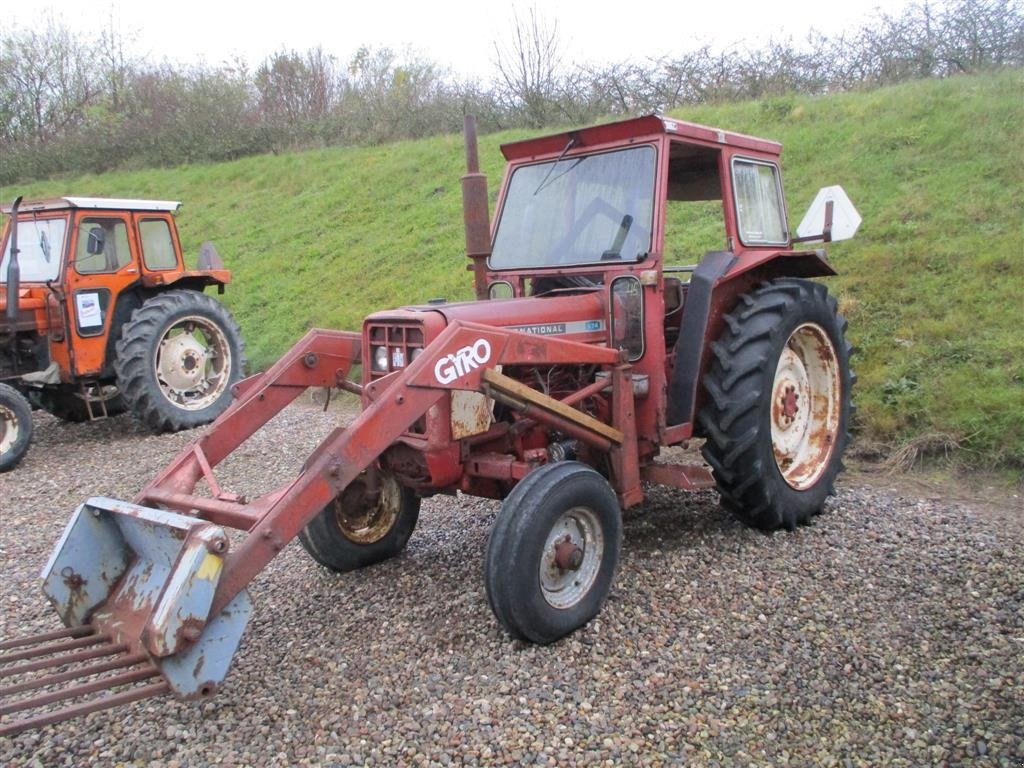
[533,136,578,196]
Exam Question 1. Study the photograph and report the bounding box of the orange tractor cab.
[0,197,245,470]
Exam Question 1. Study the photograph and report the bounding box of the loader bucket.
[1,498,251,736]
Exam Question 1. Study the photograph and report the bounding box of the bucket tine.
[0,681,169,737]
[0,632,111,663]
[0,652,149,696]
[0,625,93,651]
[0,621,167,737]
[0,640,129,679]
[1,665,161,715]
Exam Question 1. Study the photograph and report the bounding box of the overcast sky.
[7,0,908,80]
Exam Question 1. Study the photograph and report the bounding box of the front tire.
[485,462,622,644]
[299,471,420,573]
[114,290,245,432]
[698,278,853,531]
[0,383,33,472]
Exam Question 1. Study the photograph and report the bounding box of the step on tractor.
[0,197,246,471]
[0,115,860,735]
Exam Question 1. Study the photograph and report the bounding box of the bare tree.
[493,6,566,127]
[0,16,101,144]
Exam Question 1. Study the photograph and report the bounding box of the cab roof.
[1,197,181,215]
[500,113,782,161]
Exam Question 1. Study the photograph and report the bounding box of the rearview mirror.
[86,226,106,255]
[796,186,861,243]
[39,230,51,262]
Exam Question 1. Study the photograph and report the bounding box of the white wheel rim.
[334,473,402,544]
[540,506,604,609]
[154,315,232,411]
[770,322,841,490]
[0,402,18,454]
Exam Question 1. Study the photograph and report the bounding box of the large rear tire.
[0,383,33,472]
[299,471,420,573]
[698,278,854,531]
[114,290,245,433]
[485,462,622,644]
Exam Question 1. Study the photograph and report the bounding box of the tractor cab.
[0,197,244,471]
[364,115,856,474]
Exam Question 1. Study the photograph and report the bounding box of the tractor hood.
[368,290,609,344]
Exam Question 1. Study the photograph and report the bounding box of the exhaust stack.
[5,196,22,329]
[461,116,491,301]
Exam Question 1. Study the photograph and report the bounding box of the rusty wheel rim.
[0,402,17,454]
[540,506,604,610]
[770,322,841,490]
[154,315,232,411]
[333,473,402,545]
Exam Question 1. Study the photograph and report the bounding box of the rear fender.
[669,249,837,431]
[141,271,232,293]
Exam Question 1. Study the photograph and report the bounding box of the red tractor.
[0,197,245,471]
[0,115,859,734]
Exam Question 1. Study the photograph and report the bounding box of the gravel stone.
[1,401,1022,766]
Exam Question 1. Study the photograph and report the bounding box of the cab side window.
[75,217,131,273]
[732,159,788,245]
[663,142,726,262]
[139,219,178,270]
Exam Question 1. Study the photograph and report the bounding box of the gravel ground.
[1,402,1022,767]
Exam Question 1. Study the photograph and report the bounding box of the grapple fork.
[1,625,165,736]
[1,497,252,737]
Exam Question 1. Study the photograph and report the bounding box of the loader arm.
[200,319,622,616]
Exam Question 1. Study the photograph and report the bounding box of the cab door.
[64,212,141,377]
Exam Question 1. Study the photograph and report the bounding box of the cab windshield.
[1,217,67,283]
[490,145,656,270]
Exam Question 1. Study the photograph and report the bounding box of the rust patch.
[176,617,205,647]
[61,567,87,592]
[554,536,584,571]
[781,385,799,420]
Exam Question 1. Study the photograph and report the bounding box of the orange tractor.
[0,197,245,470]
[0,115,859,734]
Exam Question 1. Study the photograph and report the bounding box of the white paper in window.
[76,292,103,328]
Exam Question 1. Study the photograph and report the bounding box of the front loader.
[0,115,860,735]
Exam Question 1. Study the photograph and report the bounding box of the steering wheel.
[548,197,644,265]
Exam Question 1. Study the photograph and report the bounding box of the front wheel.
[0,383,33,472]
[299,471,420,573]
[485,462,622,644]
[114,290,245,433]
[698,278,854,531]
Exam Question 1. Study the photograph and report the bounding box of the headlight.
[410,347,423,362]
[372,345,389,372]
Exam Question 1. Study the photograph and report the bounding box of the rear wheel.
[299,471,420,572]
[698,278,853,531]
[485,462,622,644]
[114,290,245,432]
[0,383,33,472]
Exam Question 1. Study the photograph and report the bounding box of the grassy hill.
[3,72,1022,469]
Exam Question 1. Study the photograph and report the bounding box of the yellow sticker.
[196,553,223,581]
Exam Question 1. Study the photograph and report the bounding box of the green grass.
[4,72,1022,467]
